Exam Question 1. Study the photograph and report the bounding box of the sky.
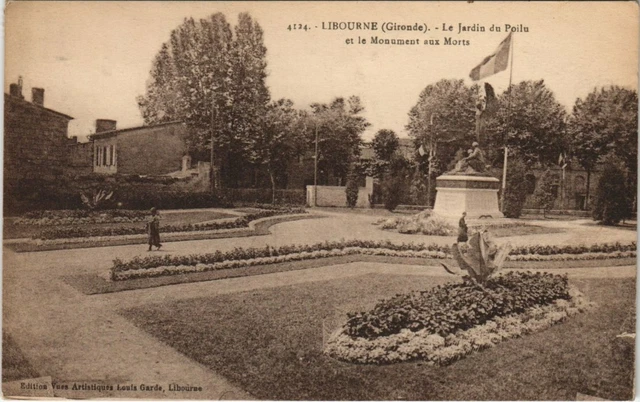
[4,1,638,141]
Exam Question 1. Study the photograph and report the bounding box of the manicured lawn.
[486,224,563,237]
[3,210,236,239]
[121,274,634,400]
[2,333,39,382]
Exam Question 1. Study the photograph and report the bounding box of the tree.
[345,168,359,208]
[372,129,399,162]
[532,169,557,218]
[593,154,630,225]
[406,79,478,176]
[502,155,529,218]
[308,97,370,184]
[245,99,304,204]
[568,86,638,210]
[406,79,478,203]
[381,153,411,211]
[224,12,271,187]
[484,80,568,167]
[362,129,400,179]
[136,12,269,188]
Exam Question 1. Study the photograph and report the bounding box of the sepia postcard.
[3,1,638,400]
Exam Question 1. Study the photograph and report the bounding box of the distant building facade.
[66,137,94,176]
[521,162,601,211]
[4,80,74,183]
[88,120,189,176]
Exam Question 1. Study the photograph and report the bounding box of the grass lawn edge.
[65,255,637,295]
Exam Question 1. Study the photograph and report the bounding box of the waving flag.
[469,33,512,81]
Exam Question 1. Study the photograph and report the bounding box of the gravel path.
[2,209,636,399]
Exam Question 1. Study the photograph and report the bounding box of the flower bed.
[510,242,636,256]
[376,211,456,235]
[14,209,148,226]
[33,208,305,240]
[325,273,594,365]
[109,240,636,281]
[110,240,450,280]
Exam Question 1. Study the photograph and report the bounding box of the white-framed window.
[96,146,102,167]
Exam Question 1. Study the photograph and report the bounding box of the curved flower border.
[324,286,594,365]
[111,244,636,281]
[28,213,308,246]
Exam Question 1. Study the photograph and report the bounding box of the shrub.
[593,156,631,225]
[345,170,360,208]
[116,190,232,210]
[381,176,403,211]
[225,188,306,206]
[532,169,557,218]
[344,271,570,339]
[418,215,454,236]
[503,156,529,218]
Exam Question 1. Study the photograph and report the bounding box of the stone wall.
[67,140,93,176]
[306,177,374,208]
[4,94,72,182]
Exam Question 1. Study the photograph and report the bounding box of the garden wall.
[307,177,373,208]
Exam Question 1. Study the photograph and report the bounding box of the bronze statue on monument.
[447,141,492,176]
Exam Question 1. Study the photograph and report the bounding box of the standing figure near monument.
[147,207,162,251]
[457,212,468,243]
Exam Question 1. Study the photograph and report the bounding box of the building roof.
[360,137,416,160]
[4,93,74,120]
[88,120,184,140]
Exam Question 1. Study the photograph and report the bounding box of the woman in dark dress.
[147,207,162,251]
[457,212,468,243]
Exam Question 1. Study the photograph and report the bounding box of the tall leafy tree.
[308,96,370,184]
[224,12,270,186]
[484,80,568,167]
[568,86,638,208]
[246,99,304,203]
[136,12,269,188]
[406,79,478,176]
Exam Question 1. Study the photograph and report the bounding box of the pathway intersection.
[2,209,636,399]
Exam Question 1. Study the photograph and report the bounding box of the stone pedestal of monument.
[432,174,504,219]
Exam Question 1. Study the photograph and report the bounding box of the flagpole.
[500,33,514,214]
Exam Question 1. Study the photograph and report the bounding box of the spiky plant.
[80,189,114,210]
[441,231,512,284]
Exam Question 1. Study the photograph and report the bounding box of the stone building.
[88,120,189,176]
[521,161,601,211]
[66,137,94,176]
[4,80,74,183]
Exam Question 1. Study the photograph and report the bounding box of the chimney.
[9,83,23,99]
[31,88,44,106]
[95,119,117,133]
